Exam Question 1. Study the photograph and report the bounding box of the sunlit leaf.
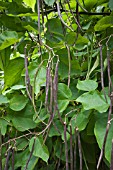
[23,0,36,11]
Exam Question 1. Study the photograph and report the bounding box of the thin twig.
[56,0,74,31]
[66,0,82,31]
[106,44,113,92]
[24,46,32,101]
[76,0,88,12]
[40,0,44,28]
[41,9,111,15]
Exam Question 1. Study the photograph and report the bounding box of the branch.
[42,9,111,16]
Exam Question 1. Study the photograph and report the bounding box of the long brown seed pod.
[45,62,51,107]
[64,122,69,170]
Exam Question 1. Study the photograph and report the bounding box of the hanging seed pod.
[45,62,51,107]
[53,59,59,105]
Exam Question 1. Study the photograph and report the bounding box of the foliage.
[0,0,113,169]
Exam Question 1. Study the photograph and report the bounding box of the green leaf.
[94,115,113,162]
[0,14,24,32]
[57,48,81,79]
[44,0,55,6]
[0,94,9,105]
[33,108,49,123]
[45,18,64,47]
[75,34,89,50]
[0,47,11,70]
[14,148,38,170]
[4,57,24,89]
[49,120,64,137]
[29,64,46,95]
[83,0,98,11]
[29,136,49,163]
[46,18,63,36]
[9,94,28,111]
[94,16,113,31]
[0,31,18,50]
[58,83,72,99]
[71,110,90,131]
[7,104,36,131]
[77,80,98,91]
[22,21,38,32]
[109,0,113,11]
[0,118,9,135]
[12,116,36,131]
[88,56,99,76]
[58,100,69,112]
[34,66,46,95]
[65,32,76,45]
[23,0,36,11]
[16,138,28,151]
[76,91,109,113]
